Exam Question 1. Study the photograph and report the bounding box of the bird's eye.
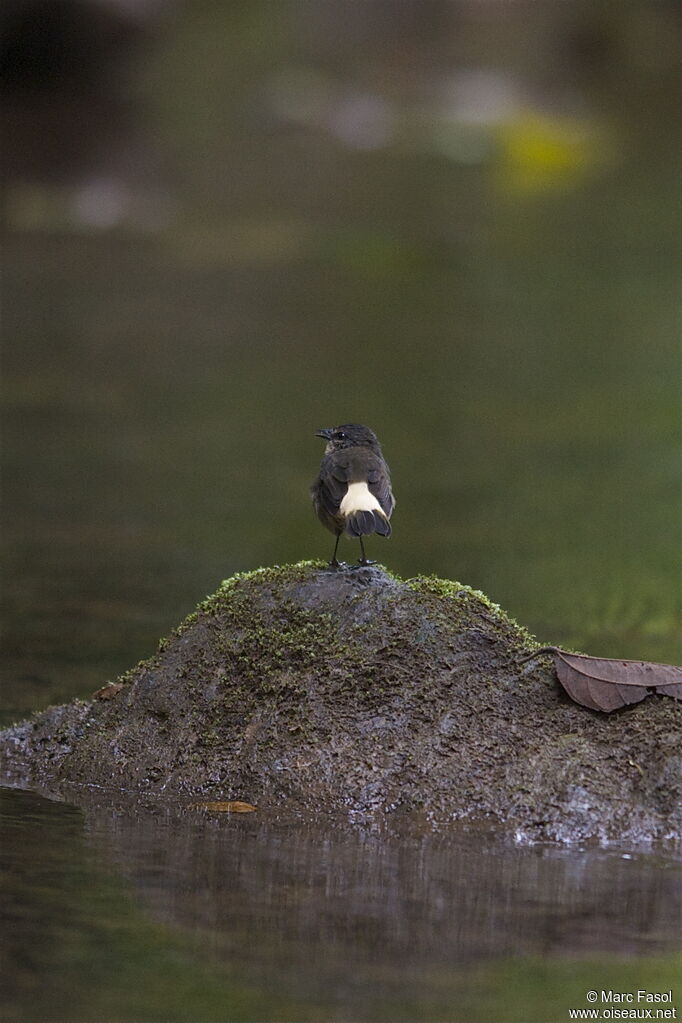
[334,431,347,440]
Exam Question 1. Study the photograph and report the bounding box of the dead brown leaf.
[521,647,682,713]
[93,683,124,701]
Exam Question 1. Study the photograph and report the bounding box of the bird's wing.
[315,457,351,517]
[366,458,395,518]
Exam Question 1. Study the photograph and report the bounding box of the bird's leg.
[358,536,375,566]
[329,532,342,568]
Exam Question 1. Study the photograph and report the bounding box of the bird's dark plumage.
[311,423,395,566]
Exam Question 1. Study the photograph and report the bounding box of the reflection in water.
[2,788,680,1023]
[86,795,682,965]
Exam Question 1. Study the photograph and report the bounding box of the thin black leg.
[329,533,341,567]
[358,536,375,566]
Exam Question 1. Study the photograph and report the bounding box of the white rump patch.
[340,481,384,518]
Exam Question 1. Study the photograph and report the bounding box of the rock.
[1,561,681,845]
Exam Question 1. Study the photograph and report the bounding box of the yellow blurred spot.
[495,113,607,194]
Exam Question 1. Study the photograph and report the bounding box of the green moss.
[208,560,326,605]
[163,562,541,695]
[405,574,470,601]
[97,564,542,716]
[107,653,162,690]
[87,561,542,723]
[232,606,336,680]
[406,573,537,648]
[173,560,534,639]
[173,561,327,636]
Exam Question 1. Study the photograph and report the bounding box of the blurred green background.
[2,0,681,720]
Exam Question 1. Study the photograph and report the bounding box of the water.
[2,787,681,1023]
[1,3,681,1020]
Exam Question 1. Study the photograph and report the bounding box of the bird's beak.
[316,428,333,440]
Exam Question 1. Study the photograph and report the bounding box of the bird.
[311,424,395,567]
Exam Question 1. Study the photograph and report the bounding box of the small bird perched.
[311,423,395,567]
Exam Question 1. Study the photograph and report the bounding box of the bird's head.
[316,423,380,453]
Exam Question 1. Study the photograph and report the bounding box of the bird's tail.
[346,510,392,538]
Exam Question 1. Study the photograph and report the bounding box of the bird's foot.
[328,558,348,569]
[357,557,376,567]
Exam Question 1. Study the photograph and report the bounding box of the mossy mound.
[1,562,681,845]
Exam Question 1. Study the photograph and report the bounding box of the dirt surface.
[1,562,680,845]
